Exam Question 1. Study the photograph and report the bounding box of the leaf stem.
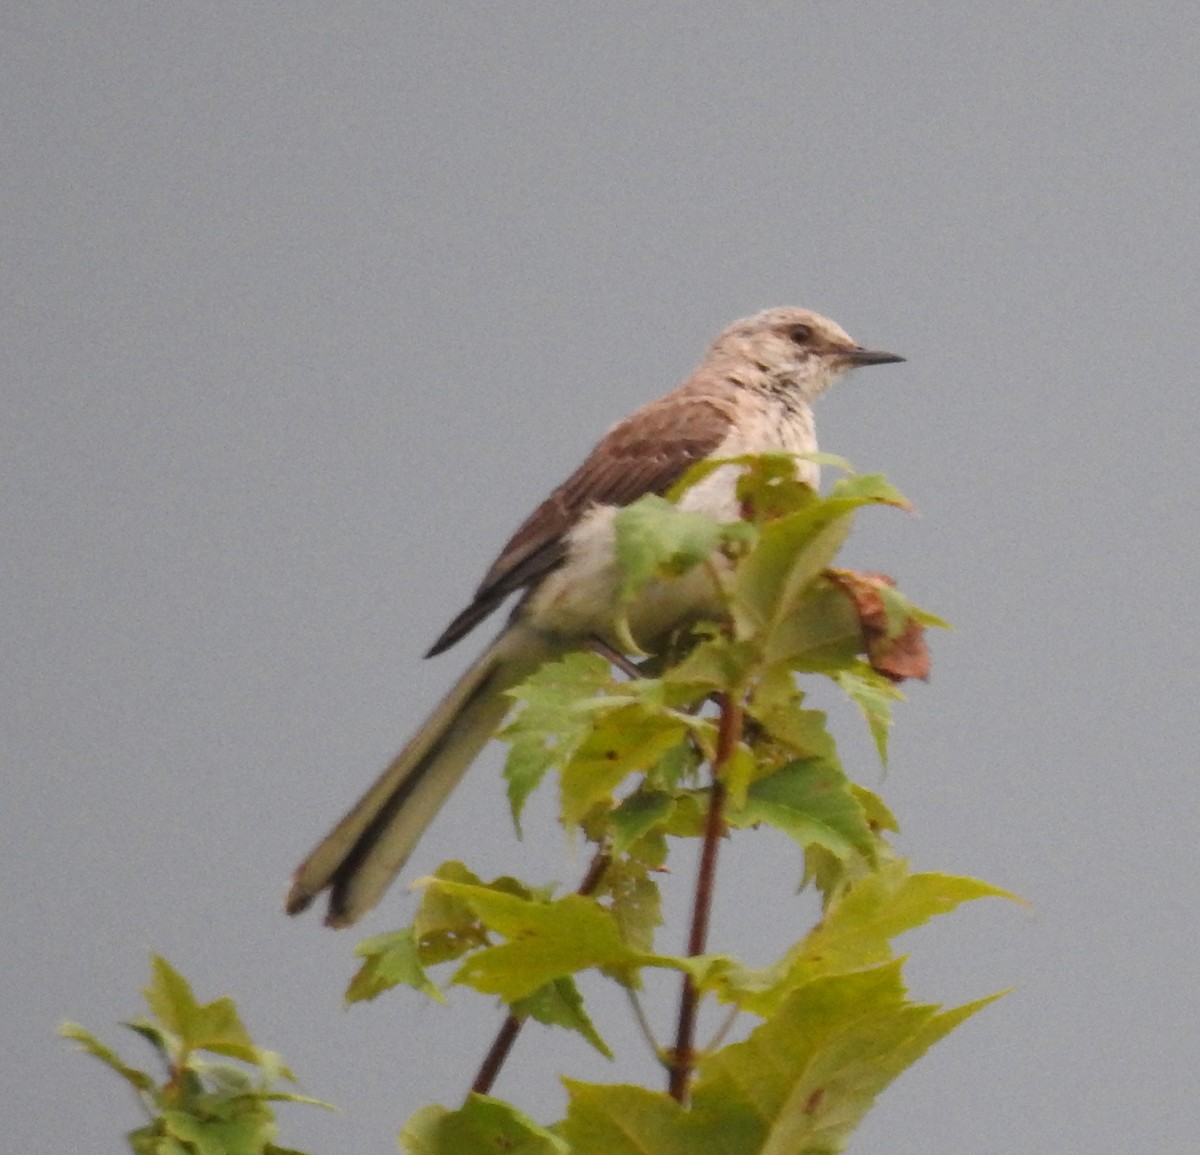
[625,987,664,1060]
[470,847,612,1096]
[704,1002,742,1054]
[668,691,740,1102]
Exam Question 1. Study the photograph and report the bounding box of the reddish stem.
[668,692,741,1102]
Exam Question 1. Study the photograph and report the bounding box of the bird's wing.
[425,391,734,656]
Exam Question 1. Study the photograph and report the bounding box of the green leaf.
[126,1123,170,1155]
[747,667,838,761]
[606,790,674,855]
[798,784,898,902]
[691,961,1000,1154]
[728,476,911,662]
[874,580,922,639]
[642,732,703,791]
[186,1000,264,1068]
[679,952,789,1016]
[64,958,328,1155]
[58,1022,156,1093]
[661,635,758,696]
[758,585,866,671]
[192,1060,255,1095]
[402,1095,568,1155]
[430,882,665,1001]
[734,453,821,522]
[558,1082,698,1155]
[503,741,557,837]
[800,450,856,475]
[659,790,711,839]
[502,652,617,828]
[844,575,949,646]
[665,451,768,503]
[512,977,614,1059]
[671,451,851,524]
[613,495,734,604]
[159,1100,281,1155]
[691,856,1016,1018]
[731,508,855,642]
[727,759,876,866]
[834,664,904,764]
[788,856,1019,984]
[560,704,690,829]
[826,471,911,509]
[259,1092,336,1111]
[908,602,953,630]
[849,783,899,833]
[599,859,664,953]
[412,862,548,966]
[411,861,496,963]
[346,928,443,1004]
[142,956,269,1069]
[142,955,203,1046]
[739,855,1017,1016]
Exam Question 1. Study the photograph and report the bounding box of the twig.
[703,1002,742,1054]
[470,846,612,1096]
[667,691,741,1102]
[625,986,664,1060]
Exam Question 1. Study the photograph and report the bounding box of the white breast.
[521,394,818,649]
[678,399,819,519]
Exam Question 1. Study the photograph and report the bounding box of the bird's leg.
[586,635,644,680]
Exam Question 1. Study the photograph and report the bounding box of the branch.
[668,691,741,1102]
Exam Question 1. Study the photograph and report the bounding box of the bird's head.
[711,307,904,401]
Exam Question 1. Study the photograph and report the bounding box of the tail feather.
[286,624,557,927]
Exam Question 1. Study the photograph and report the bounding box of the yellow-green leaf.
[143,956,263,1066]
[346,928,443,1004]
[402,1095,568,1155]
[512,978,613,1059]
[727,759,876,865]
[503,652,619,826]
[834,664,904,764]
[560,705,689,828]
[613,495,734,603]
[58,1022,155,1093]
[691,961,999,1154]
[430,883,663,1001]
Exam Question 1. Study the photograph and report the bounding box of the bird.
[286,307,904,927]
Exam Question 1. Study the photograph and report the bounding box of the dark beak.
[840,346,905,367]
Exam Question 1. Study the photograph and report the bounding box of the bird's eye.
[788,324,813,344]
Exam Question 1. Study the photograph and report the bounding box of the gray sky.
[6,3,1199,1152]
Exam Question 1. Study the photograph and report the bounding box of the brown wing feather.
[425,391,734,656]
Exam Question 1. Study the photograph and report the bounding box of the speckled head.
[708,307,904,401]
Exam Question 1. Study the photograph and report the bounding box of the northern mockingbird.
[287,308,903,926]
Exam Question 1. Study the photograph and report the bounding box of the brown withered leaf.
[824,569,931,682]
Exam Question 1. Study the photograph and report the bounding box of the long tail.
[286,623,558,927]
